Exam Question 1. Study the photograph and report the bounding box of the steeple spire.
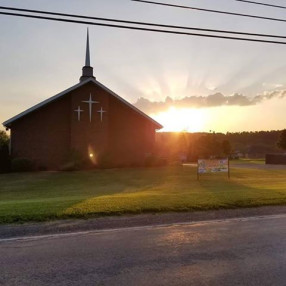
[80,28,95,82]
[85,28,90,67]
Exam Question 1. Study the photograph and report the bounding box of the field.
[0,161,286,224]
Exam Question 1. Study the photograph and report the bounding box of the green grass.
[231,158,265,165]
[0,164,285,224]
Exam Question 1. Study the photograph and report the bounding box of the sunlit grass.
[232,158,265,165]
[0,164,285,224]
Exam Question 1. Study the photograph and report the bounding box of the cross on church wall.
[74,93,107,123]
[74,106,84,121]
[82,93,99,122]
[97,107,106,122]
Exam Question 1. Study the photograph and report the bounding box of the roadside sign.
[197,158,230,180]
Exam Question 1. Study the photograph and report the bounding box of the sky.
[0,0,286,133]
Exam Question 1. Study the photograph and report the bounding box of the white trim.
[2,78,163,129]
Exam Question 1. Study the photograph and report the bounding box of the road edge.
[1,205,286,239]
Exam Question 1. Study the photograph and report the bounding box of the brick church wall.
[108,96,155,167]
[10,81,158,170]
[70,82,109,166]
[11,96,71,169]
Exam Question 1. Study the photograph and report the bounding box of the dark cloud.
[134,90,286,114]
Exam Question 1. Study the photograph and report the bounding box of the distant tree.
[0,130,10,173]
[277,129,286,151]
[222,139,232,157]
[177,133,188,152]
[0,130,9,147]
[194,133,221,159]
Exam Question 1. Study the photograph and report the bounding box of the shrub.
[0,145,10,173]
[11,158,34,172]
[277,129,286,151]
[60,149,84,171]
[59,162,78,172]
[0,131,10,173]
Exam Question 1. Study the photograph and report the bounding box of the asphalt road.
[1,214,286,286]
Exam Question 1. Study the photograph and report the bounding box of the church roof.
[2,78,163,129]
[3,30,163,130]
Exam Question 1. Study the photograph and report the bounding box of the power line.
[1,11,286,45]
[235,0,286,9]
[131,0,286,23]
[1,6,286,39]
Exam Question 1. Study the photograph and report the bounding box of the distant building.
[265,154,286,165]
[3,30,162,170]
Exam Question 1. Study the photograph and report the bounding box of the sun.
[151,107,208,132]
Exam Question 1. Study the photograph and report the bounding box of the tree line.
[0,129,285,172]
[155,129,286,162]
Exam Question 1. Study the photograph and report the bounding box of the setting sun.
[151,107,209,132]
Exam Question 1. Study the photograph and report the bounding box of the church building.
[3,31,163,170]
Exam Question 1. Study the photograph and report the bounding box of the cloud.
[134,90,286,114]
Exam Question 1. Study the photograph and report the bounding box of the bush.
[0,131,10,173]
[277,129,286,151]
[0,145,10,173]
[59,162,79,172]
[60,149,84,171]
[11,158,34,172]
[60,149,97,171]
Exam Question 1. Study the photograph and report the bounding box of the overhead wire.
[235,0,286,9]
[1,9,286,44]
[131,0,286,23]
[0,5,286,39]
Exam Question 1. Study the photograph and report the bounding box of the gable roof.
[3,78,163,129]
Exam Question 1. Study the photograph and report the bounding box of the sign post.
[197,158,230,180]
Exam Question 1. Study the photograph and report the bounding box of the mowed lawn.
[0,163,286,224]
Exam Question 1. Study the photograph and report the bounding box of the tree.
[277,129,286,151]
[0,130,9,147]
[222,139,232,156]
[194,133,221,159]
[0,130,10,172]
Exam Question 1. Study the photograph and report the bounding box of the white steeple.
[80,28,95,82]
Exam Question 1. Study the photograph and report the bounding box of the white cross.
[82,94,99,122]
[97,107,106,122]
[74,106,84,121]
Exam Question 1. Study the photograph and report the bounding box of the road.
[1,214,286,286]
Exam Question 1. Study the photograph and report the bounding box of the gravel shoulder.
[1,205,286,239]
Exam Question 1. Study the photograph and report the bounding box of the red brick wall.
[10,81,158,170]
[70,82,109,166]
[107,96,156,166]
[11,96,71,169]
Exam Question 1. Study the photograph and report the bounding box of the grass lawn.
[231,158,266,165]
[0,164,286,224]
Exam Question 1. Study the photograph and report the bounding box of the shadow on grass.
[0,168,174,223]
[60,168,286,221]
[0,166,286,224]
